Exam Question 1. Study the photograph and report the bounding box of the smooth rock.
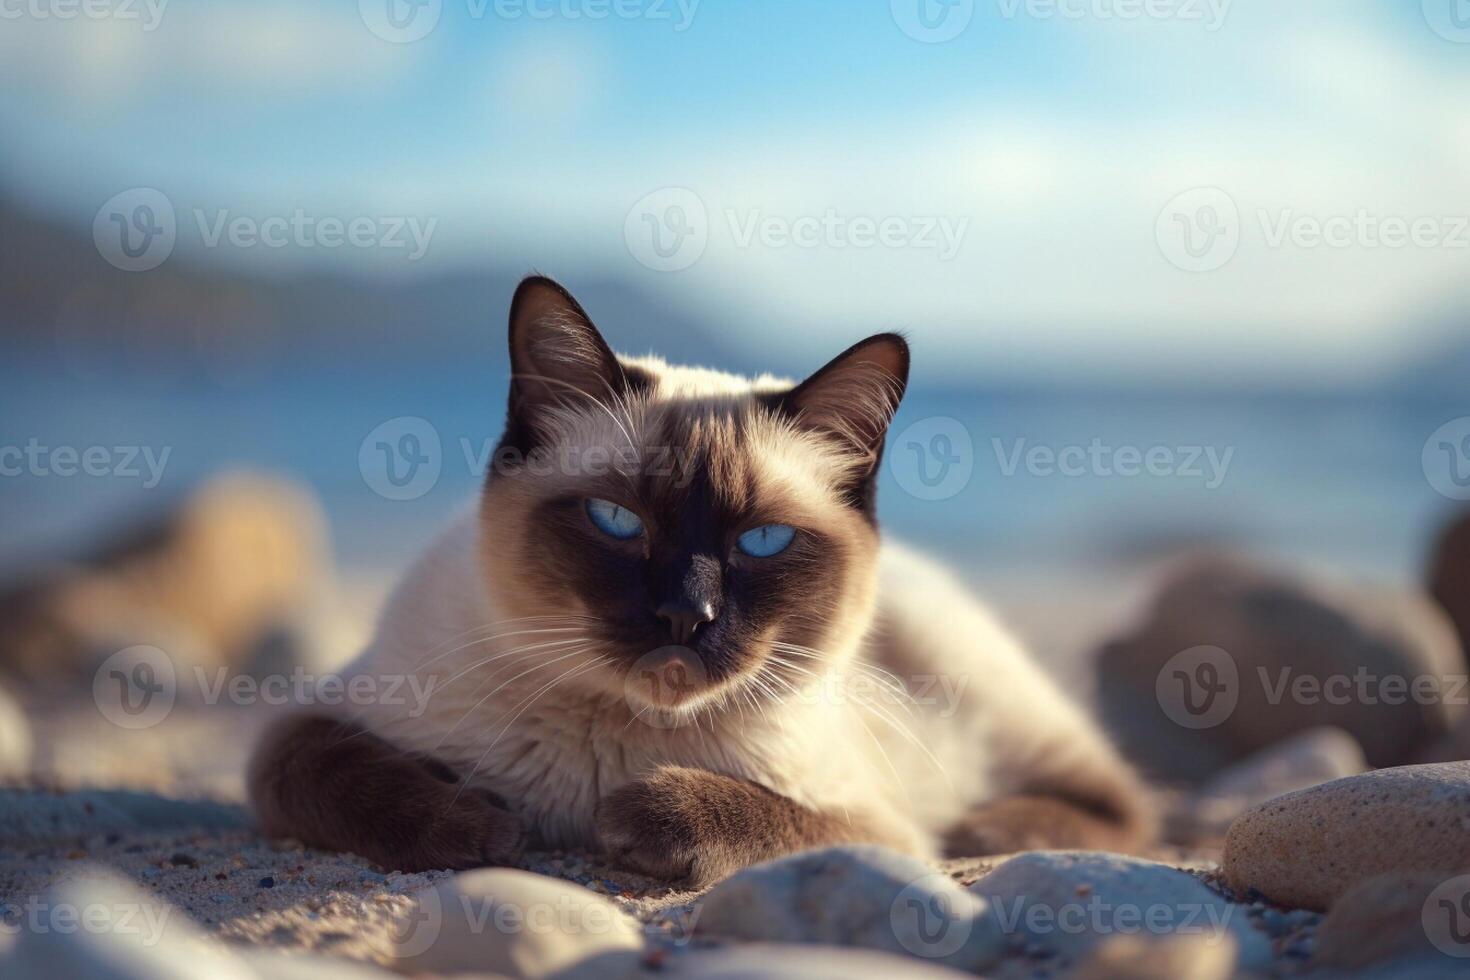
[1314,872,1467,970]
[1427,507,1470,663]
[1357,959,1470,980]
[391,868,644,978]
[1178,726,1368,841]
[239,950,399,979]
[1224,762,1470,910]
[1097,553,1465,781]
[659,943,976,978]
[0,470,326,682]
[969,851,1270,972]
[1068,932,1238,980]
[695,845,1003,971]
[5,869,250,980]
[0,683,33,781]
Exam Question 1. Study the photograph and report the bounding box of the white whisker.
[432,646,596,752]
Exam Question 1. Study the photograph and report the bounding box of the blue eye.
[737,524,796,558]
[586,498,644,540]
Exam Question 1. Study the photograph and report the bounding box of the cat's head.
[479,276,908,720]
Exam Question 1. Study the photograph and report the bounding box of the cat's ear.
[778,332,909,463]
[504,276,627,443]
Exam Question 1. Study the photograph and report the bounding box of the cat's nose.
[655,600,715,644]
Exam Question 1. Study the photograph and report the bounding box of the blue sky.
[3,0,1469,382]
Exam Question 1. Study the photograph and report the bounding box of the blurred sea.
[3,351,1462,595]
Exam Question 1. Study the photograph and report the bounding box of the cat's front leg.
[594,765,899,887]
[248,714,526,872]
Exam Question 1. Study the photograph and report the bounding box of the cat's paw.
[594,767,738,887]
[411,789,526,872]
[942,795,1147,858]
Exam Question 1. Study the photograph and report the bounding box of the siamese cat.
[249,276,1154,885]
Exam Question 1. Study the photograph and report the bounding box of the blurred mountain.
[0,195,752,377]
[7,193,1468,396]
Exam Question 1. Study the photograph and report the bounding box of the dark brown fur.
[943,796,1153,857]
[247,714,525,872]
[594,766,895,887]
